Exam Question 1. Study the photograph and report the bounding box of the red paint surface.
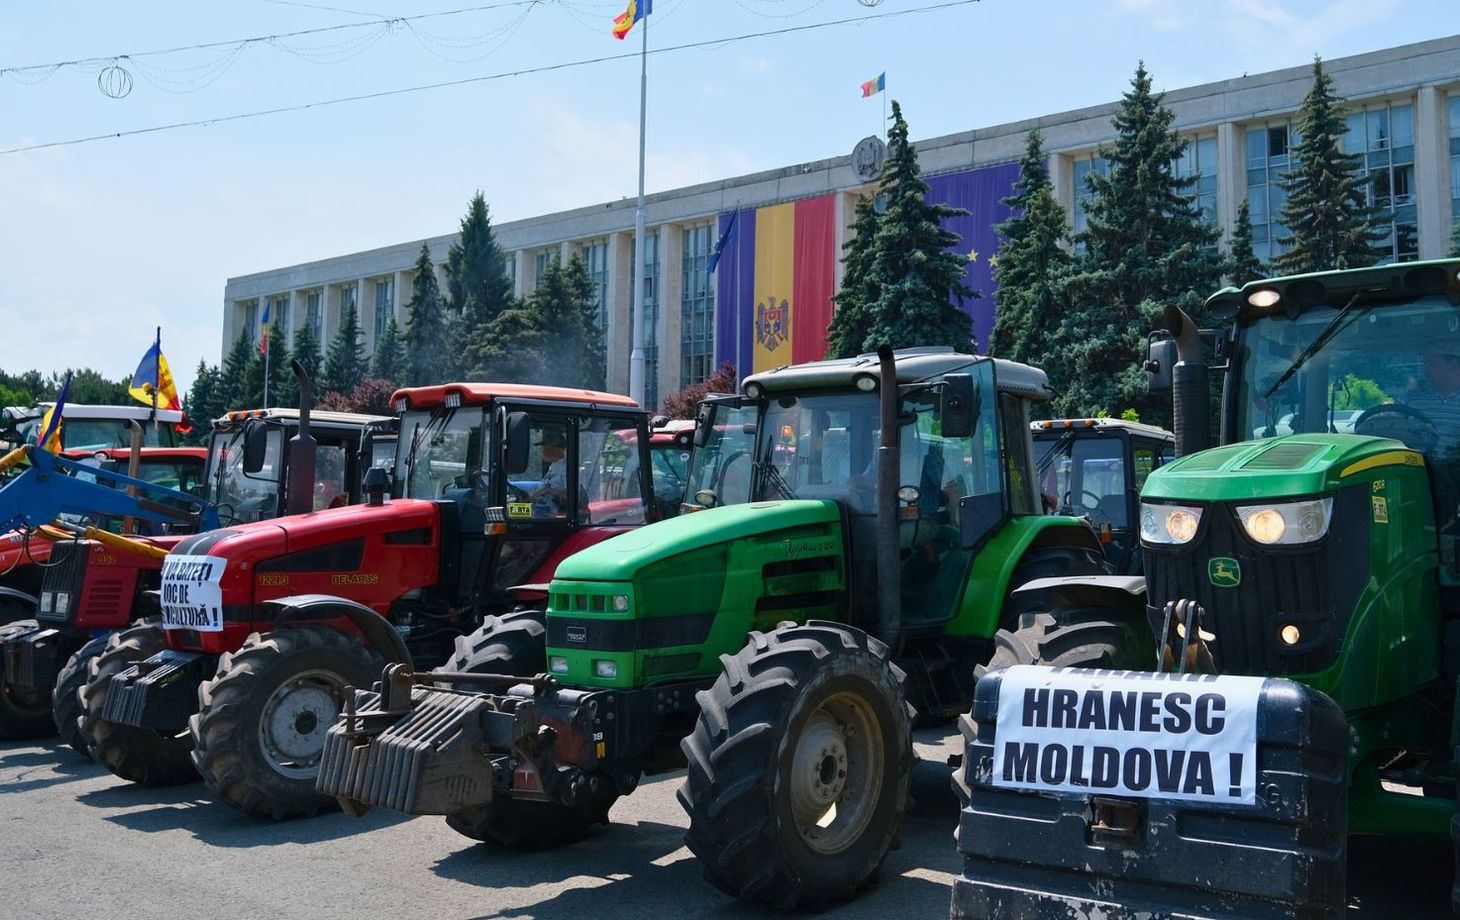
[791,195,837,365]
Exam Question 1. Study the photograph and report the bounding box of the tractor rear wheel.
[442,611,619,848]
[190,626,383,820]
[0,620,53,740]
[79,621,197,785]
[679,621,913,909]
[53,635,109,755]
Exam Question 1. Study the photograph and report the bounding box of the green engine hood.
[1143,434,1423,502]
[551,499,843,583]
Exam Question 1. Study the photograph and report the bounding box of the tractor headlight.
[549,656,569,674]
[40,591,53,612]
[1141,503,1203,544]
[54,592,70,614]
[1236,497,1333,545]
[611,594,630,612]
[594,660,618,679]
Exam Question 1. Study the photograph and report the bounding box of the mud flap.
[951,669,1349,920]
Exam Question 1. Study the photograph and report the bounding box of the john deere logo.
[1209,557,1241,588]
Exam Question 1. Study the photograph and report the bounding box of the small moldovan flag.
[860,72,885,98]
[130,331,192,434]
[612,0,651,39]
[37,372,71,454]
[258,301,272,355]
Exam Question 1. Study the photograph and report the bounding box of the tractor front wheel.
[190,627,382,820]
[78,621,197,785]
[442,611,619,848]
[53,634,109,755]
[679,621,913,909]
[0,620,53,740]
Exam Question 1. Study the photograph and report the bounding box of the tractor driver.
[1406,344,1460,460]
[531,429,570,517]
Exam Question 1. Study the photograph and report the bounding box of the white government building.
[222,34,1460,410]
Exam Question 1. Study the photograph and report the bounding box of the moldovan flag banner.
[860,73,885,97]
[714,196,836,375]
[258,301,272,355]
[612,0,651,39]
[129,338,183,413]
[38,372,71,454]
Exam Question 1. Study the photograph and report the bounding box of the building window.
[504,255,517,289]
[373,277,394,337]
[1071,155,1109,243]
[1245,119,1296,262]
[1174,134,1219,231]
[1345,100,1417,263]
[306,290,322,339]
[580,240,609,329]
[271,294,291,350]
[339,283,358,327]
[535,251,552,283]
[243,300,259,347]
[1449,95,1460,224]
[681,224,716,386]
[630,234,659,410]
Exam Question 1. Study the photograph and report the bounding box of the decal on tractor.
[1208,556,1241,588]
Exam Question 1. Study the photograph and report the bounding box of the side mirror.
[940,373,977,439]
[1146,337,1176,395]
[504,411,530,476]
[242,418,269,474]
[693,405,713,448]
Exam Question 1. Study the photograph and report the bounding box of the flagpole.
[263,321,271,408]
[626,10,649,406]
[152,326,160,435]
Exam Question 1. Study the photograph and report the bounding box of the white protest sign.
[159,554,227,633]
[990,666,1265,805]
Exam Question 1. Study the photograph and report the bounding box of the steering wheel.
[1354,403,1438,453]
[506,483,531,503]
[1063,489,1104,515]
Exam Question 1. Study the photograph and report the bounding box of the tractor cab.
[682,347,1048,633]
[1032,418,1174,574]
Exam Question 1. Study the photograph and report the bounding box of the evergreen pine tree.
[372,316,407,384]
[290,321,324,393]
[1225,197,1266,286]
[1450,220,1460,258]
[1274,57,1385,274]
[989,129,1072,368]
[446,192,513,332]
[826,194,882,359]
[182,360,220,443]
[218,331,256,413]
[466,300,544,383]
[561,254,607,390]
[863,101,975,353]
[1060,62,1223,419]
[323,303,366,395]
[403,243,449,387]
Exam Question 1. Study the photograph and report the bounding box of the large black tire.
[441,611,618,848]
[0,620,53,740]
[79,621,198,785]
[189,626,384,820]
[0,594,37,627]
[53,634,109,756]
[1002,544,1111,621]
[679,622,914,910]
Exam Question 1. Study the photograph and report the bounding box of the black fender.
[0,586,39,613]
[1010,574,1148,620]
[262,594,410,665]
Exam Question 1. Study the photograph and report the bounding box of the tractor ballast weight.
[951,665,1349,920]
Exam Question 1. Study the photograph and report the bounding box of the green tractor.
[955,259,1460,916]
[316,346,1111,908]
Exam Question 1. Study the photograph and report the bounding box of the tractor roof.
[1205,257,1460,321]
[1032,418,1174,441]
[211,408,389,432]
[26,403,185,423]
[741,347,1051,401]
[392,382,640,412]
[62,447,208,462]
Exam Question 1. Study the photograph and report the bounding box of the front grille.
[36,541,88,628]
[1144,484,1370,676]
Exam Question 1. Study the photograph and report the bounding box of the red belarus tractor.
[79,381,658,819]
[1,403,388,752]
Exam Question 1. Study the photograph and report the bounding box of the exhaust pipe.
[1162,305,1211,458]
[285,359,317,515]
[876,345,903,656]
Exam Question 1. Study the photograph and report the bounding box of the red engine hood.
[172,498,441,562]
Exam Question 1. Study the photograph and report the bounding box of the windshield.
[1236,294,1460,462]
[396,408,484,500]
[1036,434,1129,527]
[685,402,758,508]
[204,427,282,523]
[20,416,175,450]
[650,443,691,504]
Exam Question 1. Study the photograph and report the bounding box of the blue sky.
[0,0,1452,393]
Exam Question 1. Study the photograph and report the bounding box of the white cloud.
[1222,0,1400,56]
[739,57,775,76]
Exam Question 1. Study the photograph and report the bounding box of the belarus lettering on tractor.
[79,382,656,821]
[0,446,207,626]
[314,346,1110,909]
[953,259,1460,917]
[1033,418,1175,575]
[2,399,387,752]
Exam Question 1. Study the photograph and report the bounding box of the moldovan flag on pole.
[258,301,271,355]
[746,197,837,374]
[612,0,651,39]
[129,337,183,413]
[860,72,885,97]
[38,372,71,454]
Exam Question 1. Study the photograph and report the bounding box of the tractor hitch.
[317,664,602,819]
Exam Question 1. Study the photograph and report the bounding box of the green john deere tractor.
[957,259,1460,916]
[316,345,1111,909]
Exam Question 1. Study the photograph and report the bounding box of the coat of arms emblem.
[756,297,789,352]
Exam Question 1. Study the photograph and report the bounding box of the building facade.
[222,35,1460,409]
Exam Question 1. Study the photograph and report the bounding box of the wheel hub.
[786,692,883,855]
[258,672,344,777]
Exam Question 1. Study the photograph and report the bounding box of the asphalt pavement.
[0,728,1450,919]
